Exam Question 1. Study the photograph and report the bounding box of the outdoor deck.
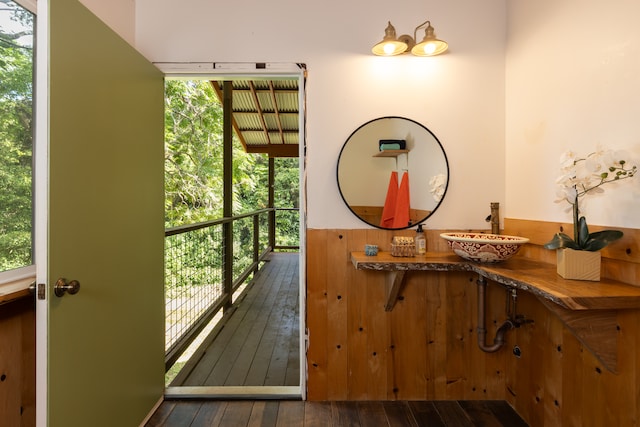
[170,252,300,388]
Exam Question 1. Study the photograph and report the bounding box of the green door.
[48,0,165,425]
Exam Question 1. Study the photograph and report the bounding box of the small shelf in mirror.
[373,149,409,158]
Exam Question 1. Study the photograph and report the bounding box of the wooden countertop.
[352,250,640,373]
[351,251,640,311]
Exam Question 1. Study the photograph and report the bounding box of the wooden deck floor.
[146,400,529,426]
[170,252,300,388]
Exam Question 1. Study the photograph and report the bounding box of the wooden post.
[253,214,260,273]
[268,157,276,250]
[223,81,233,311]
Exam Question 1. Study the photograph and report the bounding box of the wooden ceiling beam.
[210,81,248,152]
[268,81,286,145]
[246,144,299,158]
[231,88,298,94]
[248,81,271,145]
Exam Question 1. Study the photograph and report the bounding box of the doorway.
[157,64,307,399]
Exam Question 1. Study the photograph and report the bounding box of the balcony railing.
[164,207,298,369]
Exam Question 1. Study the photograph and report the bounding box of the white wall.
[133,0,507,230]
[79,0,135,46]
[506,0,640,229]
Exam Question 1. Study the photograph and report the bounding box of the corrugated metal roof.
[211,79,300,157]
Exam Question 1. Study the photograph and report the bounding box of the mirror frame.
[336,116,449,230]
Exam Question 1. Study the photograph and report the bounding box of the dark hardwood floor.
[145,399,529,426]
[170,252,300,387]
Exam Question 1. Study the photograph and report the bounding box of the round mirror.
[337,116,449,229]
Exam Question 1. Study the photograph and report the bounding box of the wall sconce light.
[372,20,448,57]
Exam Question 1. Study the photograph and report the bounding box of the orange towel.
[392,172,410,228]
[380,171,398,228]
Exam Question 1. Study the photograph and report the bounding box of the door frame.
[158,62,308,400]
[34,0,50,424]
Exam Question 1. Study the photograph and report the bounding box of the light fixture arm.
[413,20,432,44]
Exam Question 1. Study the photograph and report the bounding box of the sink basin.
[440,232,529,263]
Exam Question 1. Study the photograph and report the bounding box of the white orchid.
[429,173,447,202]
[555,147,635,205]
[545,147,637,251]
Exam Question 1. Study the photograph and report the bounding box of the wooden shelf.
[351,251,640,372]
[352,251,640,310]
[373,149,409,158]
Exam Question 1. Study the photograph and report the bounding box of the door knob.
[54,278,80,297]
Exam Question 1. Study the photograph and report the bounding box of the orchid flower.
[544,147,637,251]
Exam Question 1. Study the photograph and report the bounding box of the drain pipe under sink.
[476,276,515,353]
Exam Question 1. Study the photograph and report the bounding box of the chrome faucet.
[485,202,500,234]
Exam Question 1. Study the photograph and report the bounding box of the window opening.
[0,0,35,274]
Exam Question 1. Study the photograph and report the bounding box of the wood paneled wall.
[0,297,35,427]
[306,220,640,426]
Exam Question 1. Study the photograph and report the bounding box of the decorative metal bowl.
[440,232,529,263]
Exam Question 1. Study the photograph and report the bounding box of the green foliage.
[274,157,300,247]
[164,79,299,247]
[164,79,300,295]
[275,157,299,208]
[164,80,224,225]
[0,2,34,270]
[164,80,270,227]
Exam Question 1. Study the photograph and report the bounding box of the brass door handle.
[54,278,80,297]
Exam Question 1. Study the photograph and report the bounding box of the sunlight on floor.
[165,282,249,385]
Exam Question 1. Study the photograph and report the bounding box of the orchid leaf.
[543,232,581,250]
[577,216,590,248]
[582,230,624,251]
[544,222,624,251]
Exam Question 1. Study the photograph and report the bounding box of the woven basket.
[391,236,415,257]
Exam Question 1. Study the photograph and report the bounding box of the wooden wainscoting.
[504,218,640,285]
[0,296,36,427]
[306,221,640,426]
[503,218,640,426]
[306,228,510,402]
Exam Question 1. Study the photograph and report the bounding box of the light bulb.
[423,42,436,55]
[383,43,396,55]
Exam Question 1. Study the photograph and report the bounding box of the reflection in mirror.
[337,116,449,229]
